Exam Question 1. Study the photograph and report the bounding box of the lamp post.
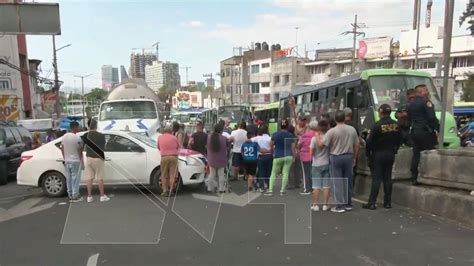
[52,35,72,119]
[74,74,92,124]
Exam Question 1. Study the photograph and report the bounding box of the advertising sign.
[274,47,295,58]
[358,37,392,59]
[0,95,19,121]
[41,90,57,115]
[172,91,202,110]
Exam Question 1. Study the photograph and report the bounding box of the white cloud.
[182,20,205,28]
[216,23,232,29]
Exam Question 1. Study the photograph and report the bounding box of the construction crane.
[181,66,192,85]
[152,42,160,61]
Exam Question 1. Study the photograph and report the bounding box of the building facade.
[101,65,119,90]
[129,52,157,79]
[145,61,180,93]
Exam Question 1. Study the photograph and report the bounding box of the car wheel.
[153,168,182,194]
[41,172,67,197]
[0,160,7,186]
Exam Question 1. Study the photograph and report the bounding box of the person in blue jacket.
[241,132,260,191]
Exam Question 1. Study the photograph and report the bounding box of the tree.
[85,87,108,101]
[158,86,175,102]
[462,72,474,102]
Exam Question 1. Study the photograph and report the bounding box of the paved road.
[0,181,473,266]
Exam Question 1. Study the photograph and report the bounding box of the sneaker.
[71,196,83,203]
[257,188,265,193]
[264,191,273,196]
[280,191,287,196]
[161,191,169,197]
[322,205,330,211]
[345,205,353,211]
[87,196,93,203]
[311,205,320,211]
[330,206,346,213]
[383,203,392,209]
[100,195,110,202]
[299,190,311,195]
[362,203,376,210]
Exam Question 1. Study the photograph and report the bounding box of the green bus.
[217,105,251,129]
[254,102,279,135]
[279,69,459,148]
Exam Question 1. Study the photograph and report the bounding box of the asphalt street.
[0,181,473,266]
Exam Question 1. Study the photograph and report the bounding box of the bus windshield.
[218,106,250,123]
[368,75,441,111]
[100,101,157,120]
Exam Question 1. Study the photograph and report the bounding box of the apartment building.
[129,52,157,79]
[145,61,180,93]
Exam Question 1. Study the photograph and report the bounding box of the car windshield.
[100,101,157,120]
[369,75,441,111]
[129,132,156,148]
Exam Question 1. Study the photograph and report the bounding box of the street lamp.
[74,74,93,123]
[52,35,72,119]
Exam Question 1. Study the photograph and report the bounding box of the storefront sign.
[358,37,392,59]
[274,47,294,58]
[0,95,19,121]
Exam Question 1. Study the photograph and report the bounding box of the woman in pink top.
[298,121,317,195]
[158,127,179,197]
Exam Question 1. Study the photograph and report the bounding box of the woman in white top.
[252,125,273,192]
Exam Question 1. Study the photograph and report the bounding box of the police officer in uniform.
[407,84,439,186]
[362,104,402,210]
[395,88,416,146]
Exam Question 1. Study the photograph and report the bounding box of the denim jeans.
[329,153,353,207]
[257,155,273,189]
[65,161,82,198]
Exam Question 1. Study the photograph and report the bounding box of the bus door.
[345,82,373,135]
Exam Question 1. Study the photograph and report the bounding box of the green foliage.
[85,87,108,101]
[158,86,176,102]
[462,72,474,102]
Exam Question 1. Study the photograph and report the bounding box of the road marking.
[191,191,261,207]
[0,192,43,202]
[0,197,56,223]
[86,253,99,266]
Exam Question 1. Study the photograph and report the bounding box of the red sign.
[274,47,294,58]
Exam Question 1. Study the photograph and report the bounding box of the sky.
[26,0,470,93]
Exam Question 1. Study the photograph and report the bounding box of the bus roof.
[254,101,279,111]
[281,68,432,100]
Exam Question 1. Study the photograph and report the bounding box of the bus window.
[356,85,370,109]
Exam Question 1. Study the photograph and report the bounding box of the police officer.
[407,84,439,186]
[395,88,416,146]
[362,104,401,210]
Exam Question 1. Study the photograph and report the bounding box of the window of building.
[225,68,231,76]
[284,74,290,84]
[261,63,270,68]
[251,83,260,93]
[251,64,260,74]
[261,82,270,87]
[417,61,436,69]
[453,56,474,68]
[221,70,225,78]
[374,61,389,69]
[273,75,280,84]
[311,65,325,74]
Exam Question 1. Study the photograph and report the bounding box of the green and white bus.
[254,102,279,135]
[280,69,459,148]
[217,105,251,129]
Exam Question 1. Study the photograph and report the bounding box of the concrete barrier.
[419,148,474,191]
[356,147,413,179]
[354,175,474,228]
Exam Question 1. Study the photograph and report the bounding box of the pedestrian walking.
[60,121,84,202]
[189,121,208,156]
[158,126,179,197]
[229,120,247,181]
[241,132,260,191]
[298,119,315,195]
[322,111,359,213]
[310,120,331,211]
[407,84,439,185]
[206,124,228,193]
[252,125,273,192]
[362,104,402,210]
[82,119,110,203]
[265,119,295,196]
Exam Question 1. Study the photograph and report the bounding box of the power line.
[341,14,366,73]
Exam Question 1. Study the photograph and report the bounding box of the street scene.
[1,0,474,265]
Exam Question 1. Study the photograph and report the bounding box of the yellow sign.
[0,96,20,121]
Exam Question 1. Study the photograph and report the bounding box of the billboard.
[358,37,392,59]
[172,91,202,109]
[0,95,19,121]
[0,2,61,35]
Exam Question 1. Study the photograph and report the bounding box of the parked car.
[0,121,33,185]
[17,131,206,197]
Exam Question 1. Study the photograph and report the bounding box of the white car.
[17,131,206,197]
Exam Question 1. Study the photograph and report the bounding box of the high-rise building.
[129,52,157,79]
[101,65,119,89]
[145,61,180,93]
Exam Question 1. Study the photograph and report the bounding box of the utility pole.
[74,74,92,124]
[439,0,455,148]
[414,0,422,69]
[52,36,72,119]
[181,66,191,86]
[152,41,160,61]
[342,14,365,73]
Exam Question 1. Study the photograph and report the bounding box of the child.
[241,132,260,191]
